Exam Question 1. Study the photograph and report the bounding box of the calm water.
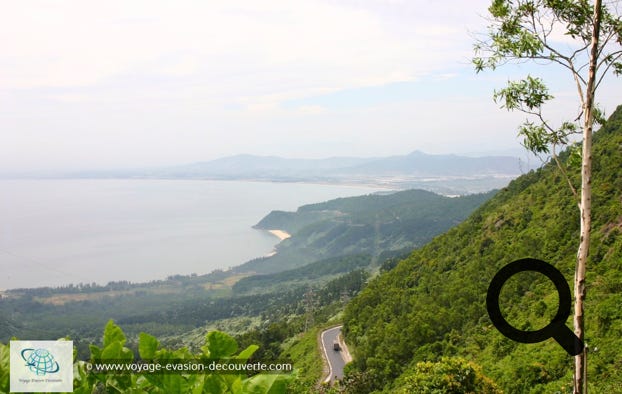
[0,179,381,290]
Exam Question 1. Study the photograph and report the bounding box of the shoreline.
[267,229,292,241]
[262,229,292,257]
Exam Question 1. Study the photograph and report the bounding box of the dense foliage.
[0,284,307,346]
[391,357,502,393]
[232,255,371,294]
[342,106,622,393]
[0,320,290,394]
[236,268,371,363]
[246,189,495,273]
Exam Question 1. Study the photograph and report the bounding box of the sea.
[0,179,382,290]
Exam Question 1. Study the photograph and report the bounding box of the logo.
[486,258,584,356]
[21,348,61,376]
[10,340,73,393]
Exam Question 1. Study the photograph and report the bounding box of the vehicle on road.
[333,341,341,351]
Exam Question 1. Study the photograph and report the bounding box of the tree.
[393,357,502,394]
[473,1,622,393]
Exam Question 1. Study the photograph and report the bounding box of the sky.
[1,0,621,172]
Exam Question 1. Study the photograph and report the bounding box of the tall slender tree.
[473,1,621,392]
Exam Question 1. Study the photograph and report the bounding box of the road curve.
[321,325,347,384]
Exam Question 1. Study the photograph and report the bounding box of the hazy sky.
[1,0,621,172]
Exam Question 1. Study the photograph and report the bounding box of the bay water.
[0,179,380,290]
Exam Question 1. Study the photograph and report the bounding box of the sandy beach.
[268,229,292,241]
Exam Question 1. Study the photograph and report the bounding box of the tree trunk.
[574,1,602,393]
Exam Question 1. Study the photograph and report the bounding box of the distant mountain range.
[13,150,535,194]
[146,151,532,194]
[160,150,524,177]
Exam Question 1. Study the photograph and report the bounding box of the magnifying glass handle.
[553,325,584,356]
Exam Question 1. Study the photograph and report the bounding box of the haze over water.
[0,179,381,290]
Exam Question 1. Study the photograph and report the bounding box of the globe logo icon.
[21,348,60,376]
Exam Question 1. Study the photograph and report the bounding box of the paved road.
[321,325,347,384]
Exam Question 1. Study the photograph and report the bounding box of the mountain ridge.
[167,150,523,176]
[234,188,496,274]
[5,150,532,195]
[156,150,528,194]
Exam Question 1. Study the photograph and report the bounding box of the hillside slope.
[343,106,622,393]
[242,189,494,273]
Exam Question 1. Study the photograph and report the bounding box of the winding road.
[321,325,350,384]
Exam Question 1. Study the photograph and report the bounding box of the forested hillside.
[232,254,372,294]
[246,189,495,273]
[342,106,622,393]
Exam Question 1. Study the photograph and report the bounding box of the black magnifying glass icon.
[486,258,584,356]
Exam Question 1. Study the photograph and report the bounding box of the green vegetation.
[281,327,324,393]
[247,189,495,273]
[0,259,364,341]
[0,320,290,394]
[342,105,622,392]
[392,357,502,394]
[232,255,371,294]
